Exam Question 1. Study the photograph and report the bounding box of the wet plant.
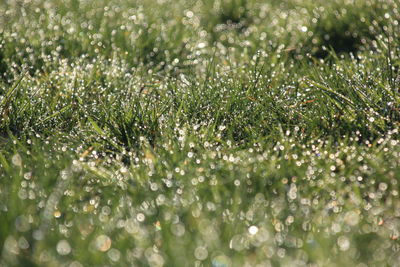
[299,0,399,57]
[1,0,400,266]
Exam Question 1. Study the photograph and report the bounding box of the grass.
[0,0,400,266]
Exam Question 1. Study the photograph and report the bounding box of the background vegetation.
[0,0,400,266]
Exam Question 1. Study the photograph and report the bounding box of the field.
[1,0,400,266]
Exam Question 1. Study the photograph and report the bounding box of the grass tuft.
[0,0,400,266]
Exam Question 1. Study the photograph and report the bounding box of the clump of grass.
[299,0,399,57]
[89,93,167,150]
[1,0,400,266]
[201,0,252,45]
[202,0,250,27]
[218,0,249,25]
[0,0,199,77]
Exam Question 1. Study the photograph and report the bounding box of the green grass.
[1,0,400,266]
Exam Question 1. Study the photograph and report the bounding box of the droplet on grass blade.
[229,234,247,251]
[344,211,359,226]
[18,237,29,250]
[95,235,112,252]
[248,225,259,235]
[57,240,71,255]
[171,223,185,237]
[4,236,19,255]
[136,213,145,222]
[107,248,121,262]
[337,236,350,251]
[12,153,22,167]
[194,246,208,260]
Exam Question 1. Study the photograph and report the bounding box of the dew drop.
[337,236,350,251]
[344,211,359,226]
[136,213,145,222]
[248,225,259,235]
[57,240,71,255]
[18,237,29,250]
[12,153,22,167]
[194,246,208,260]
[95,235,112,252]
[107,248,121,262]
[171,223,185,237]
[229,234,247,251]
[4,236,19,255]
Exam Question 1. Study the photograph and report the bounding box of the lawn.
[0,0,400,266]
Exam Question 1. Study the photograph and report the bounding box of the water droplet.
[4,236,19,254]
[33,229,44,240]
[107,248,121,262]
[229,234,247,251]
[255,227,270,243]
[12,153,22,167]
[248,225,259,235]
[125,219,140,234]
[137,213,145,222]
[18,237,29,250]
[344,211,359,226]
[95,235,112,252]
[146,251,164,266]
[337,236,350,251]
[194,246,208,260]
[378,183,388,191]
[57,240,71,255]
[287,184,297,200]
[101,206,111,216]
[171,223,185,237]
[23,172,32,180]
[277,248,286,258]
